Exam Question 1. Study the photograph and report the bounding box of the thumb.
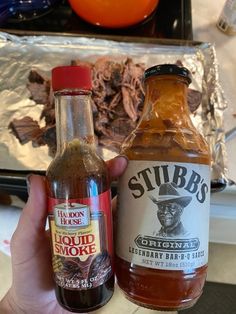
[11,175,47,261]
[27,174,47,223]
[19,175,47,233]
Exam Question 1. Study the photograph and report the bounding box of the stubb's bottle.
[46,66,114,312]
[115,64,211,311]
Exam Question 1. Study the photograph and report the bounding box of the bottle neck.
[139,75,191,129]
[54,90,95,153]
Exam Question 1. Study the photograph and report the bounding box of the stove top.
[0,0,192,40]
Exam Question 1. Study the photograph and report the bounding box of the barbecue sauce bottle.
[46,66,114,312]
[115,64,211,311]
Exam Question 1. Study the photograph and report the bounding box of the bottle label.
[116,161,210,271]
[48,190,113,290]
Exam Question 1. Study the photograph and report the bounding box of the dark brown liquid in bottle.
[116,76,211,311]
[46,142,114,313]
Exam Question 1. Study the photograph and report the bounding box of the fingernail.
[117,155,129,163]
[26,174,33,194]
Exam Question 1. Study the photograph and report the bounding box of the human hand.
[0,156,127,314]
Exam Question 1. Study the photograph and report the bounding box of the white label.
[54,203,90,229]
[116,161,210,271]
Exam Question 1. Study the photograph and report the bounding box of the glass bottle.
[46,66,114,313]
[115,64,211,311]
[216,0,236,35]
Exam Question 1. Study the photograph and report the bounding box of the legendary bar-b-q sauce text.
[46,66,114,313]
[115,64,211,311]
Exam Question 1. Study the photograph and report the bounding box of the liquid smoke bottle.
[46,65,114,313]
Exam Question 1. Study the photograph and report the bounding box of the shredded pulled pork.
[9,57,202,156]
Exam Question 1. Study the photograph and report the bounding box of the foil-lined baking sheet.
[0,32,228,186]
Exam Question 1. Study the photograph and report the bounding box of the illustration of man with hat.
[149,182,192,238]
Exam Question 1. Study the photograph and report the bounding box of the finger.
[106,155,128,181]
[11,175,48,266]
[15,175,47,238]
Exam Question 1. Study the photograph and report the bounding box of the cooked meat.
[121,58,145,121]
[9,116,42,145]
[27,70,51,104]
[94,112,110,135]
[41,125,57,156]
[110,117,136,136]
[187,88,202,113]
[71,59,93,69]
[9,58,202,156]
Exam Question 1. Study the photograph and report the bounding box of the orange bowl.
[68,0,159,28]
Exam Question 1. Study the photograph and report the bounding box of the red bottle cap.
[51,65,92,91]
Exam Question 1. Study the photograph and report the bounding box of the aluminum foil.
[0,32,228,185]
